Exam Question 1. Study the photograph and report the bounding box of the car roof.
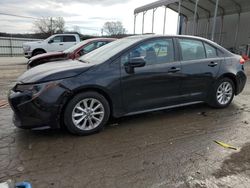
[126,34,212,42]
[84,37,117,42]
[125,34,228,53]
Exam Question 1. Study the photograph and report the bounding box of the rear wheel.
[208,78,235,108]
[64,92,110,135]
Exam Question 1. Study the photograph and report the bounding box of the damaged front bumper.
[8,81,70,129]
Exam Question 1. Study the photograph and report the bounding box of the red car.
[27,38,116,69]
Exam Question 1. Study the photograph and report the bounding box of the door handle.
[208,62,218,67]
[59,43,64,45]
[168,67,181,73]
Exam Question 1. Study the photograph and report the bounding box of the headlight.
[23,45,31,51]
[14,83,45,94]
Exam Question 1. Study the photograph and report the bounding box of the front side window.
[52,36,63,43]
[96,41,107,48]
[204,43,218,58]
[79,42,107,55]
[83,42,96,53]
[179,39,206,61]
[121,38,174,65]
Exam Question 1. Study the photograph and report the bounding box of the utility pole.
[50,17,53,35]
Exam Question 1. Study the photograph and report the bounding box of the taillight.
[240,57,245,65]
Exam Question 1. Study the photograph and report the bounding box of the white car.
[23,34,81,58]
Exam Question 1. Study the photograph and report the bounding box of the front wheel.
[208,78,235,108]
[32,50,45,57]
[64,92,110,135]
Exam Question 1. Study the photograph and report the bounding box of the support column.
[206,18,210,38]
[152,8,157,33]
[211,0,219,41]
[193,0,199,35]
[177,0,182,34]
[184,18,188,35]
[219,16,224,45]
[133,14,137,34]
[234,13,241,50]
[142,11,147,34]
[163,6,167,34]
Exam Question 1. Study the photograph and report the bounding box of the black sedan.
[8,35,247,135]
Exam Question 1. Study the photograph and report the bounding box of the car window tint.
[96,41,107,48]
[63,36,76,42]
[179,39,206,61]
[53,36,63,43]
[121,38,174,65]
[83,42,96,53]
[204,43,218,58]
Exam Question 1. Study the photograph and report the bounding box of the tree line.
[0,17,128,39]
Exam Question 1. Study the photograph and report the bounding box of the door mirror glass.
[124,57,145,74]
[127,57,146,68]
[48,39,53,44]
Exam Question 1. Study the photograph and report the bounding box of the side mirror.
[124,57,146,74]
[127,57,146,68]
[75,53,80,59]
[48,39,53,44]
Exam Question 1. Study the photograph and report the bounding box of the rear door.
[120,37,183,113]
[177,38,223,101]
[63,35,77,50]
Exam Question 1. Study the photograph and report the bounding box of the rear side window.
[204,43,217,58]
[179,39,206,61]
[63,36,76,42]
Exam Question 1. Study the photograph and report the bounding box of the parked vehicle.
[27,38,116,69]
[9,35,247,135]
[23,34,81,58]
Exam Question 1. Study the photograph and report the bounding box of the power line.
[0,12,39,20]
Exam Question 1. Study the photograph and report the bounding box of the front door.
[62,35,77,50]
[120,38,183,113]
[47,36,65,52]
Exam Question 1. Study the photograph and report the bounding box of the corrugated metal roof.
[134,0,250,19]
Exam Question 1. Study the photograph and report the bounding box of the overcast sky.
[0,0,178,35]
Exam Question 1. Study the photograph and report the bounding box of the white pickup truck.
[23,34,81,58]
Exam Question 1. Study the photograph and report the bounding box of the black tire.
[32,50,45,57]
[64,91,110,135]
[208,78,235,108]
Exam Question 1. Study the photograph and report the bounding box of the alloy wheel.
[72,98,105,130]
[216,81,233,105]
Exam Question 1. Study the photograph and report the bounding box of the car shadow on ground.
[21,102,241,138]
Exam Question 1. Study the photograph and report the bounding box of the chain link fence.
[0,37,40,57]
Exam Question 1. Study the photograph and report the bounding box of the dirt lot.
[0,57,250,188]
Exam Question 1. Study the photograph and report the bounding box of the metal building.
[134,0,250,56]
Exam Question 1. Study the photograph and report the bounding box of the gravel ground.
[0,57,250,188]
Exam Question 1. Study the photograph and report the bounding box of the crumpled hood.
[29,51,65,61]
[18,60,94,83]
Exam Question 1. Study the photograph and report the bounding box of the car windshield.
[79,37,143,64]
[64,40,89,53]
